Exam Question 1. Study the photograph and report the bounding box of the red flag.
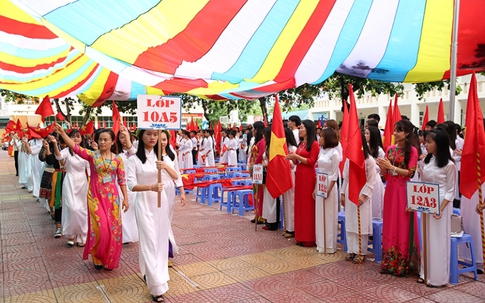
[460,73,485,199]
[28,125,48,138]
[16,119,23,135]
[339,100,349,174]
[215,121,222,154]
[123,116,127,127]
[35,95,54,122]
[317,120,322,128]
[5,120,15,133]
[112,101,121,139]
[383,99,394,150]
[79,121,94,135]
[347,84,366,205]
[422,105,429,131]
[437,98,445,124]
[393,93,401,124]
[263,116,268,127]
[44,123,54,134]
[169,130,177,149]
[56,112,66,121]
[266,95,293,198]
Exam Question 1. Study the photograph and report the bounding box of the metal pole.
[449,0,460,121]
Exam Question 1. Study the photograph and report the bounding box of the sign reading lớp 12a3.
[137,95,181,130]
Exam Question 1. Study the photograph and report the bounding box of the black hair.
[394,119,419,169]
[229,130,236,138]
[424,128,454,167]
[68,129,85,156]
[263,127,272,153]
[301,119,316,152]
[366,119,378,128]
[367,114,380,122]
[284,127,297,148]
[426,120,437,128]
[361,131,370,159]
[94,129,118,154]
[289,115,301,126]
[253,121,265,144]
[444,121,457,150]
[367,126,383,158]
[135,130,175,164]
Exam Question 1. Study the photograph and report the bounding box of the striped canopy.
[2,0,485,104]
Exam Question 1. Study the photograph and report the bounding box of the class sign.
[316,172,328,198]
[252,164,263,185]
[137,95,181,130]
[406,181,441,215]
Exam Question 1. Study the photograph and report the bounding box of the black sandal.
[416,277,425,284]
[152,294,164,302]
[345,253,356,261]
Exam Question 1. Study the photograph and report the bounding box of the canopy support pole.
[449,0,460,121]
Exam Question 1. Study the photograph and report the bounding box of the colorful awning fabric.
[2,0,485,104]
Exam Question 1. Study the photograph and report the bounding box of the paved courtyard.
[0,150,484,302]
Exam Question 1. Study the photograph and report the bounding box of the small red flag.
[169,130,177,149]
[460,73,485,199]
[266,95,293,198]
[56,112,65,121]
[339,100,349,174]
[437,98,445,124]
[421,105,429,131]
[347,84,366,205]
[5,120,15,133]
[16,119,23,134]
[383,99,394,150]
[112,101,121,139]
[79,121,94,135]
[393,93,401,124]
[35,95,54,122]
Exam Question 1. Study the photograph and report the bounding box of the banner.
[406,181,440,215]
[137,95,181,130]
[252,164,263,185]
[316,172,329,198]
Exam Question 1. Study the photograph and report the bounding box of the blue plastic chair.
[231,189,254,216]
[368,219,383,262]
[450,234,478,284]
[337,212,347,252]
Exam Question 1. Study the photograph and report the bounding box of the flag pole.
[477,152,485,270]
[449,0,460,120]
[158,129,162,208]
[423,214,428,284]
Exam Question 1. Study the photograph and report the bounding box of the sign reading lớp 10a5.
[137,95,181,130]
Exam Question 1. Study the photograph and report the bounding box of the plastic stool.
[453,208,461,216]
[231,189,254,216]
[450,234,478,284]
[368,219,383,262]
[337,212,347,252]
[220,189,234,213]
[196,186,208,204]
[206,183,222,206]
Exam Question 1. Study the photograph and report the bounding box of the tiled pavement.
[1,151,484,303]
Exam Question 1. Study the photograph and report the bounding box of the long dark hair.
[264,127,272,154]
[135,130,175,164]
[253,121,265,144]
[424,128,454,167]
[367,126,383,158]
[361,131,370,160]
[301,119,316,152]
[94,129,118,154]
[394,120,418,169]
[284,127,297,148]
[443,120,457,150]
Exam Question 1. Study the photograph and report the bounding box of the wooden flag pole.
[476,155,485,271]
[358,206,362,265]
[158,129,162,208]
[423,214,428,284]
[323,198,327,256]
[254,185,259,231]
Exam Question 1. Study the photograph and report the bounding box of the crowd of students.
[5,111,483,296]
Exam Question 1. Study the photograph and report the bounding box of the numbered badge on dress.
[103,176,112,183]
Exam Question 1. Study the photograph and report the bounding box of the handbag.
[451,214,464,237]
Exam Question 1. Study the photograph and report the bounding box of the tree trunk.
[202,100,210,123]
[64,99,72,124]
[81,106,92,128]
[258,97,268,123]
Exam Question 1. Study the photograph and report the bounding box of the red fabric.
[28,125,49,138]
[294,140,319,243]
[35,95,54,122]
[393,93,401,124]
[421,105,429,130]
[251,139,266,217]
[266,95,292,198]
[80,121,94,135]
[5,120,15,133]
[56,112,65,121]
[111,101,121,140]
[383,99,394,150]
[214,121,222,154]
[460,73,485,199]
[346,84,365,205]
[437,98,445,124]
[339,100,348,174]
[16,119,22,135]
